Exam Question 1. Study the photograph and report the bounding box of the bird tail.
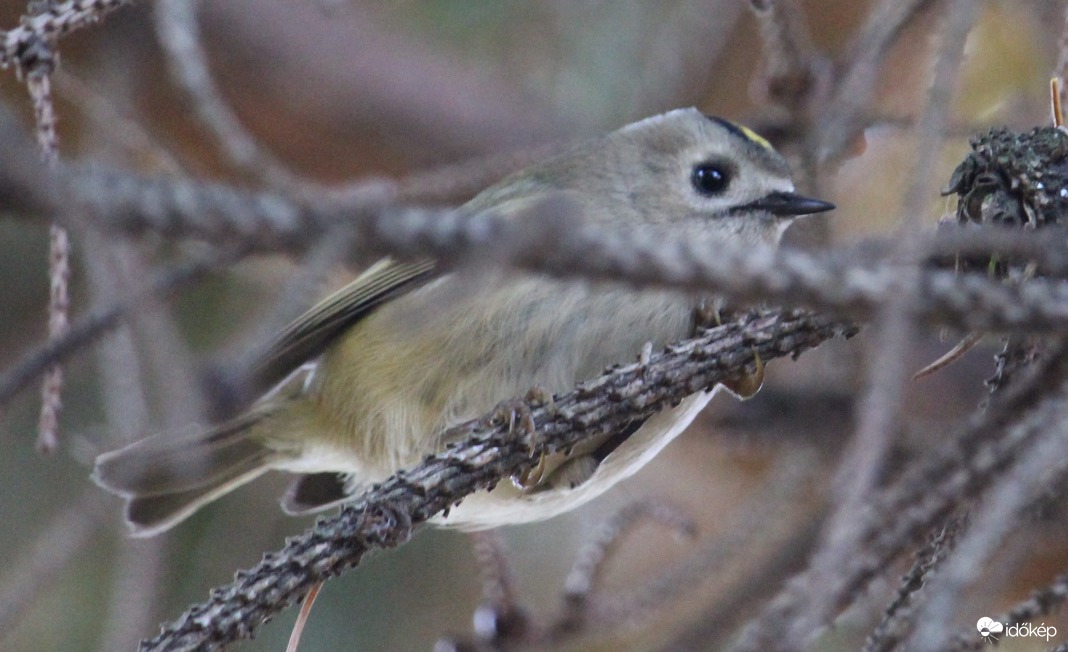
[92,409,279,537]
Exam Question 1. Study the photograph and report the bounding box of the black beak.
[744,191,835,217]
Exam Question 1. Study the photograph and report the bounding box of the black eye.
[691,162,732,196]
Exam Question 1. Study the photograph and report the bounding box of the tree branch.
[139,308,854,651]
[10,164,1068,335]
[0,248,241,410]
[0,0,133,70]
[731,338,1068,651]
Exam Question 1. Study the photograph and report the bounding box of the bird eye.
[691,161,732,196]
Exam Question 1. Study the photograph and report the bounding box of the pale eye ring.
[691,161,732,196]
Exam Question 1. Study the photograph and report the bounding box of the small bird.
[93,108,834,536]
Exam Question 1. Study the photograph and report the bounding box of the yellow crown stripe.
[738,124,774,152]
[707,115,777,153]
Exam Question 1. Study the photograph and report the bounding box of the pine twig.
[140,309,854,651]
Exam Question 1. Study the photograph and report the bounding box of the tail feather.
[122,465,272,537]
[281,472,356,515]
[93,412,269,496]
[92,411,277,535]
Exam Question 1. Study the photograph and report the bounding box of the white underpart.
[432,387,719,530]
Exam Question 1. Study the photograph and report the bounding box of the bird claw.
[484,390,551,491]
[720,348,765,399]
[524,386,556,416]
[512,452,548,491]
[693,298,724,330]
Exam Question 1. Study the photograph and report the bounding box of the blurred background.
[0,1,1066,650]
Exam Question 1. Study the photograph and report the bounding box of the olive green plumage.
[92,108,833,536]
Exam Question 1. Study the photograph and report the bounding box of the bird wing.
[245,191,569,396]
[248,258,437,394]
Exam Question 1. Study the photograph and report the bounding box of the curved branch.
[139,309,854,651]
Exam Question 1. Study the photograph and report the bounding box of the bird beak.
[744,191,835,217]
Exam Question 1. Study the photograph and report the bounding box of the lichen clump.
[945,126,1068,228]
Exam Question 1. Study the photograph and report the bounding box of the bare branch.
[21,9,69,455]
[139,309,853,651]
[197,0,569,159]
[731,339,1068,651]
[53,69,187,174]
[661,450,826,649]
[817,0,937,162]
[562,499,695,614]
[862,518,963,652]
[9,165,1068,336]
[748,0,827,116]
[0,248,241,411]
[907,346,1068,648]
[153,0,310,193]
[37,221,69,454]
[793,0,978,642]
[947,574,1068,651]
[80,228,164,651]
[466,530,528,643]
[11,162,1068,416]
[0,0,132,69]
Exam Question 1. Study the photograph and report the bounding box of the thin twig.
[80,228,165,651]
[731,339,1068,651]
[862,518,963,652]
[0,248,242,410]
[53,69,186,174]
[37,223,67,454]
[817,0,937,163]
[470,530,523,622]
[562,499,695,617]
[153,0,310,193]
[787,1,978,645]
[22,19,68,455]
[653,449,826,650]
[0,0,132,69]
[947,574,1068,651]
[747,0,830,214]
[906,345,1068,648]
[285,581,323,652]
[466,530,530,644]
[747,0,826,116]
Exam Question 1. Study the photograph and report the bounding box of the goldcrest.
[93,108,833,536]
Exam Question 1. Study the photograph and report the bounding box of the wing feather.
[248,259,437,394]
